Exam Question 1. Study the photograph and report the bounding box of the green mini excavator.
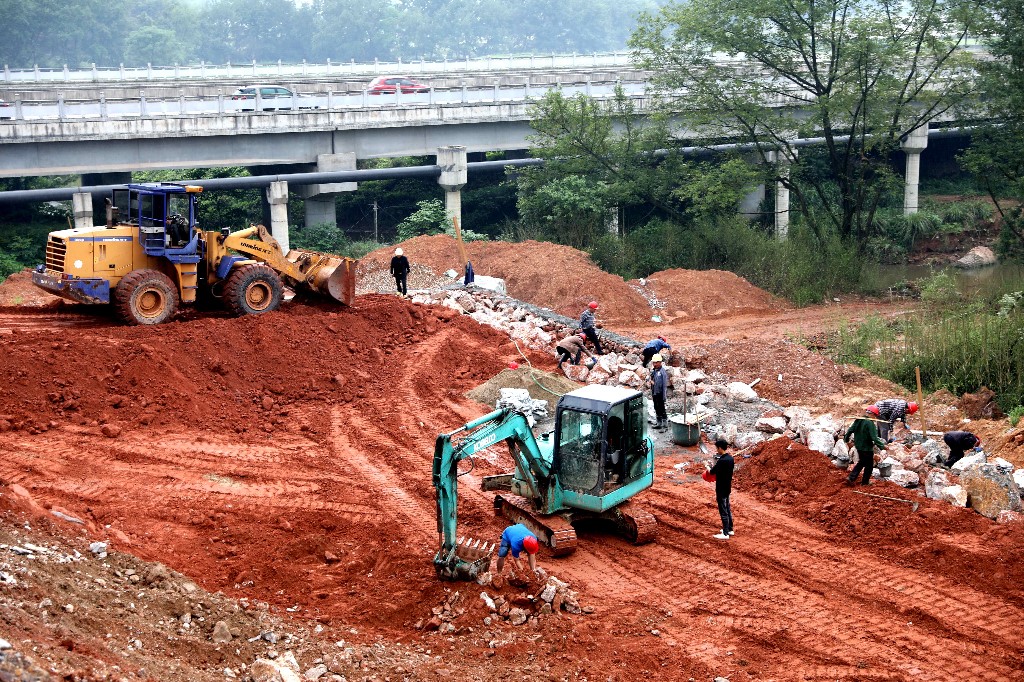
[432,384,658,580]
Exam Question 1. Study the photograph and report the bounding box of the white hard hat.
[395,248,403,256]
[651,354,663,363]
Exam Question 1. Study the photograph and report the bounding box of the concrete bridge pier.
[81,172,132,221]
[298,153,357,229]
[902,124,929,216]
[72,193,94,229]
[771,151,794,241]
[266,181,290,253]
[437,145,467,230]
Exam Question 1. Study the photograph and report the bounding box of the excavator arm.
[432,408,553,580]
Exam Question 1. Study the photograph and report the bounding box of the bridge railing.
[1,52,636,84]
[0,79,649,123]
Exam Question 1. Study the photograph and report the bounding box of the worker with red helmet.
[641,336,671,368]
[555,331,595,370]
[579,301,606,355]
[844,406,889,486]
[496,523,540,575]
[872,398,919,442]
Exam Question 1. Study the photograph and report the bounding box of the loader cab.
[554,385,650,497]
[113,183,202,253]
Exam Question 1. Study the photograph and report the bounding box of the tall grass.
[830,289,1024,411]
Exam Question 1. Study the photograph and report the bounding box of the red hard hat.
[588,301,598,309]
[657,336,666,342]
[865,405,880,416]
[578,332,586,340]
[907,402,919,414]
[522,535,539,555]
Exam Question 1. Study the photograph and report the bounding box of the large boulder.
[806,430,836,455]
[951,452,986,475]
[953,245,997,269]
[940,485,969,507]
[734,431,766,450]
[913,439,946,467]
[564,365,590,383]
[756,416,787,433]
[830,440,851,467]
[960,464,1022,519]
[924,470,951,499]
[726,381,758,403]
[888,469,920,488]
[783,406,812,434]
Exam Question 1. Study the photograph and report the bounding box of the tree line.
[0,0,663,69]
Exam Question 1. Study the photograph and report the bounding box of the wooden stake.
[915,366,926,436]
[451,215,468,267]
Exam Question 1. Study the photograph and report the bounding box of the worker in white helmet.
[390,247,410,296]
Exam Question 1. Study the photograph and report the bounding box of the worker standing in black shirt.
[706,439,735,541]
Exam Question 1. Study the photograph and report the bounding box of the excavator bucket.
[433,536,494,581]
[285,248,356,306]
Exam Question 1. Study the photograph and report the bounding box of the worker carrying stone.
[845,407,889,486]
[556,332,595,370]
[943,430,982,468]
[579,301,606,355]
[871,398,918,442]
[495,523,540,576]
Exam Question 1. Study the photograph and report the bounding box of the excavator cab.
[554,385,651,501]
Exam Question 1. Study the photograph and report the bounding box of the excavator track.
[495,494,578,557]
[612,501,658,544]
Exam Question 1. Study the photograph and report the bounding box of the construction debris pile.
[420,573,587,635]
[755,408,1024,521]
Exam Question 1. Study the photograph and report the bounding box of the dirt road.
[1,294,1022,681]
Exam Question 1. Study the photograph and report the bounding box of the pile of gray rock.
[419,572,586,636]
[787,411,1023,521]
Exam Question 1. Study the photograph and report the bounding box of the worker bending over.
[943,431,982,468]
[556,332,595,370]
[496,523,540,575]
[871,398,918,442]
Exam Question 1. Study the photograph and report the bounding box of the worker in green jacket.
[844,407,888,486]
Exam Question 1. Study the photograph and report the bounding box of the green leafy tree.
[960,0,1024,260]
[630,0,984,245]
[396,199,448,241]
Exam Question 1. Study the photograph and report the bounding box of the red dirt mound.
[693,338,845,404]
[637,268,784,321]
[360,235,651,324]
[735,437,1024,595]
[0,294,539,435]
[0,269,63,306]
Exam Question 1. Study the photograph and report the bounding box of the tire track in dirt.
[321,323,513,545]
[0,432,384,525]
[644,482,1024,649]
[562,483,1023,681]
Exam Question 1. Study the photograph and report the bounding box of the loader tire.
[224,264,283,317]
[114,270,179,325]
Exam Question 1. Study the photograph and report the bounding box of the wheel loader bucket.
[285,249,356,306]
[433,536,494,581]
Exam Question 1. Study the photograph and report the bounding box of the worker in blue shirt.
[495,523,540,574]
[641,336,671,367]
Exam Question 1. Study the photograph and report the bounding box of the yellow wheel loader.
[31,182,355,325]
